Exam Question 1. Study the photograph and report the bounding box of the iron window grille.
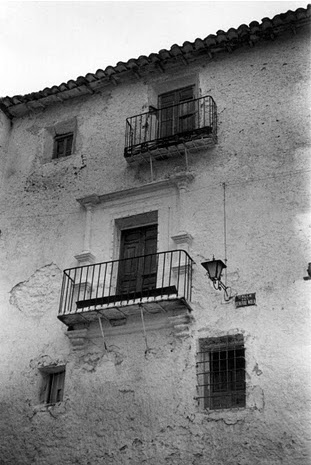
[196,334,246,410]
[53,133,73,159]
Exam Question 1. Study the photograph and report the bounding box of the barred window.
[197,335,246,410]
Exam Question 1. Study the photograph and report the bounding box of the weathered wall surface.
[0,27,310,464]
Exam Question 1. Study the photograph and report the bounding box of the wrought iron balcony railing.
[124,95,217,161]
[58,250,194,326]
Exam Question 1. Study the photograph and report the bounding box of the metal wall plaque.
[235,293,256,308]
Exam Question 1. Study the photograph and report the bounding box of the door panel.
[117,225,157,295]
[158,86,194,138]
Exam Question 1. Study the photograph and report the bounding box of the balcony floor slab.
[125,131,216,163]
[58,295,193,327]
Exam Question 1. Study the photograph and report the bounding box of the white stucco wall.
[0,27,310,464]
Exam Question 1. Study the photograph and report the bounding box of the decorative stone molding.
[76,174,195,209]
[171,232,193,245]
[66,328,88,350]
[77,180,175,207]
[74,251,96,266]
[77,194,100,208]
[169,171,195,192]
[168,311,194,337]
[169,172,195,234]
[75,195,99,264]
[171,232,193,253]
[172,264,191,276]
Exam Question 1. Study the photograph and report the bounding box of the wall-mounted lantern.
[201,257,233,301]
[303,263,311,281]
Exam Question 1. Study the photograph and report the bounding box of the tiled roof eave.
[1,6,310,118]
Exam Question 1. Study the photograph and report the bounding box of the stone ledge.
[66,328,88,350]
[74,251,95,266]
[171,232,193,245]
[168,311,194,337]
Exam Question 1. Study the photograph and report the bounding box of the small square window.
[53,133,73,159]
[40,367,65,404]
[197,335,246,410]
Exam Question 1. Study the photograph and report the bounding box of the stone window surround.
[68,174,196,344]
[195,331,264,417]
[39,365,66,405]
[42,117,77,164]
[197,334,246,411]
[146,73,200,111]
[75,172,195,267]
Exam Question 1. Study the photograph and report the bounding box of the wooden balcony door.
[158,86,195,138]
[117,224,158,295]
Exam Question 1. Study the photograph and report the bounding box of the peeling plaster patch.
[9,263,62,318]
[226,270,240,283]
[107,345,124,366]
[248,385,265,411]
[26,125,40,136]
[29,355,64,370]
[80,353,103,372]
[261,281,275,293]
[252,363,263,376]
[76,346,124,374]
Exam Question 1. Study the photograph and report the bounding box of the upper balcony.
[124,95,217,163]
[58,249,194,328]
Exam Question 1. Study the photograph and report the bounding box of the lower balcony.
[58,250,194,327]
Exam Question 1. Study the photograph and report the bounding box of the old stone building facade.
[0,6,310,465]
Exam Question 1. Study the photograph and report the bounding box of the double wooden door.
[117,224,158,295]
[158,86,195,138]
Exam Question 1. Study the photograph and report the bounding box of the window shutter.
[158,86,195,137]
[65,135,73,156]
[178,86,194,102]
[53,133,74,159]
[159,92,176,109]
[56,138,65,158]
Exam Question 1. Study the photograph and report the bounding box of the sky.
[0,1,307,97]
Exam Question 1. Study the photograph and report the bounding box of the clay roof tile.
[95,69,106,79]
[227,28,239,41]
[203,34,217,47]
[271,14,283,27]
[182,41,194,53]
[249,21,261,41]
[216,30,228,43]
[85,73,97,82]
[1,4,310,116]
[66,80,77,89]
[104,66,116,75]
[295,7,307,19]
[136,56,149,66]
[261,17,273,30]
[237,24,250,37]
[193,38,205,50]
[170,44,183,55]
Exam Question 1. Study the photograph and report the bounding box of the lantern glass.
[201,259,227,281]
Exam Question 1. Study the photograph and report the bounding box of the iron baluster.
[96,263,101,301]
[102,262,108,300]
[83,265,90,302]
